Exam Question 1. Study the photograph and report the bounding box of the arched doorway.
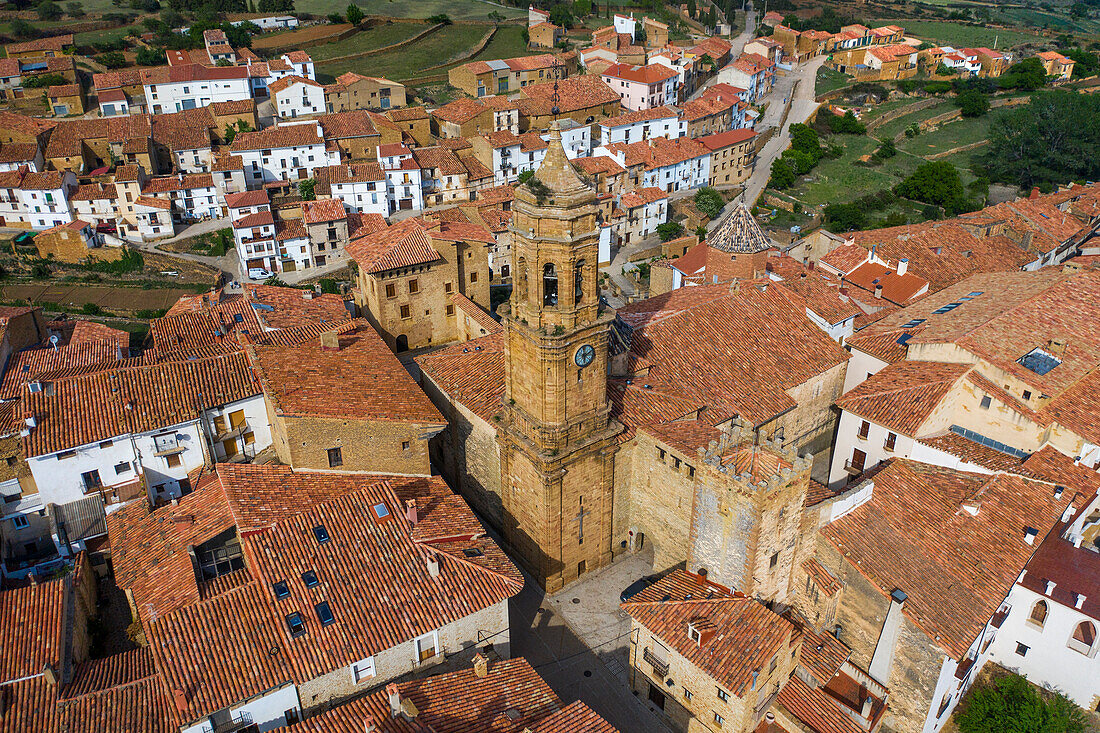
[395,334,409,352]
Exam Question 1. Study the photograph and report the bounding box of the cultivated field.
[291,0,525,21]
[302,22,427,60]
[873,19,1047,48]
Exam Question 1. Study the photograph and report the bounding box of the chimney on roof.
[405,499,418,526]
[320,331,340,351]
[897,258,908,276]
[426,555,440,578]
[172,689,188,713]
[1045,580,1056,595]
[302,289,315,300]
[961,500,980,516]
[1024,527,1039,545]
[1047,338,1067,358]
[473,652,489,678]
[861,695,874,719]
[42,664,58,686]
[874,284,883,299]
[386,683,401,718]
[1075,593,1087,610]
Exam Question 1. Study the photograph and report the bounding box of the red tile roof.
[246,319,444,424]
[600,105,679,127]
[21,351,259,457]
[822,459,1075,658]
[623,570,795,696]
[835,360,969,436]
[416,334,505,424]
[300,197,345,224]
[601,62,679,84]
[0,576,66,684]
[346,217,443,274]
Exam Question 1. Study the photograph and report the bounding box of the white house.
[600,62,680,112]
[131,196,175,241]
[68,183,119,228]
[377,143,424,213]
[613,186,668,244]
[282,50,315,81]
[0,142,43,172]
[142,173,220,222]
[613,12,637,40]
[140,64,252,114]
[229,121,340,186]
[599,106,684,145]
[596,137,711,193]
[315,162,388,217]
[275,218,312,272]
[271,75,325,119]
[18,170,78,230]
[986,493,1100,709]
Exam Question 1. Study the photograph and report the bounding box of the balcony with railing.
[844,460,863,475]
[205,711,255,733]
[642,647,669,678]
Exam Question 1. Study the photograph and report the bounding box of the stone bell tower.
[497,121,621,592]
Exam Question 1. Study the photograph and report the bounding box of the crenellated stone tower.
[497,121,621,592]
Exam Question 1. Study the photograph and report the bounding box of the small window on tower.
[543,263,558,306]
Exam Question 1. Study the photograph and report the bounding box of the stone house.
[348,217,493,352]
[324,71,407,112]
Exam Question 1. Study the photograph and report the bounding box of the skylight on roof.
[371,502,390,522]
[1018,348,1061,376]
[463,547,484,558]
[302,570,319,588]
[286,612,306,637]
[900,318,926,329]
[932,302,962,314]
[967,291,984,297]
[312,525,330,544]
[896,334,912,346]
[315,601,335,626]
[272,580,289,599]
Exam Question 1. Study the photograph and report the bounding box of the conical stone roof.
[709,203,773,254]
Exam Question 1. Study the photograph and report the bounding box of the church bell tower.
[498,121,620,592]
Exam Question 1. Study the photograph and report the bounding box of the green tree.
[788,123,823,163]
[574,0,591,16]
[517,170,535,184]
[37,1,64,20]
[824,203,867,231]
[895,161,971,215]
[549,3,573,27]
[1065,48,1099,78]
[687,0,696,17]
[978,90,1100,191]
[827,110,866,134]
[345,3,363,24]
[10,19,39,38]
[96,51,128,68]
[875,139,897,159]
[782,148,815,175]
[656,221,685,241]
[999,58,1048,90]
[66,1,85,16]
[768,158,796,189]
[956,90,990,118]
[956,673,1086,733]
[136,46,166,66]
[298,178,316,200]
[694,186,725,218]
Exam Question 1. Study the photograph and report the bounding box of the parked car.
[620,575,658,603]
[248,268,273,280]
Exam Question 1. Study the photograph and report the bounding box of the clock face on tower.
[574,344,595,368]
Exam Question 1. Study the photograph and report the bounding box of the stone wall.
[269,411,435,475]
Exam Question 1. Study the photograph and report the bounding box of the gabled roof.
[0,576,67,684]
[836,360,970,436]
[346,217,443,274]
[600,62,679,84]
[623,570,794,696]
[822,459,1074,658]
[246,319,443,424]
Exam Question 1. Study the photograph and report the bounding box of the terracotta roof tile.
[346,217,443,273]
[230,122,324,151]
[246,319,443,424]
[300,197,345,224]
[0,576,66,683]
[623,570,795,695]
[836,360,969,436]
[822,459,1074,658]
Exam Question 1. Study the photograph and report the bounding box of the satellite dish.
[49,334,59,345]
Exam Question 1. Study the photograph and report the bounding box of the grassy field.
[315,22,489,82]
[783,135,921,208]
[75,23,144,46]
[304,22,427,61]
[898,108,1006,157]
[872,99,957,141]
[295,0,524,21]
[463,24,527,65]
[873,19,1047,48]
[815,66,851,95]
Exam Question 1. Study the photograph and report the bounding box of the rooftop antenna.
[550,58,562,116]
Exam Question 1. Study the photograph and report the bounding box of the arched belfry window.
[543,263,558,306]
[574,259,585,305]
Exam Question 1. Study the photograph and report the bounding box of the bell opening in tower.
[543,263,558,306]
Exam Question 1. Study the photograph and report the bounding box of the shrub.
[956,90,990,118]
[827,110,866,134]
[82,249,144,274]
[327,12,344,23]
[97,51,128,69]
[517,170,534,184]
[66,1,85,16]
[37,1,64,20]
[956,673,1086,733]
[427,13,451,24]
[769,158,796,190]
[875,139,897,159]
[345,3,363,24]
[656,221,685,241]
[319,278,340,294]
[81,302,102,315]
[136,46,166,66]
[694,186,725,219]
[31,262,51,279]
[298,178,316,200]
[824,202,867,231]
[904,123,920,138]
[22,74,66,89]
